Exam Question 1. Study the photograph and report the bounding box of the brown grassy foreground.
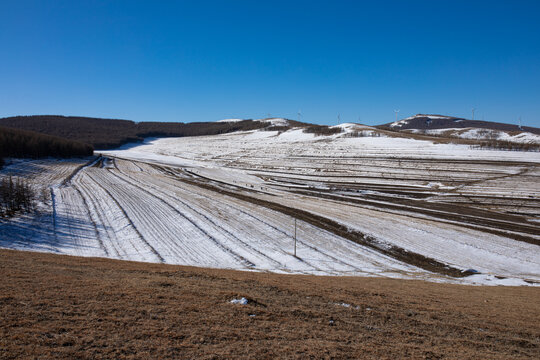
[0,249,539,359]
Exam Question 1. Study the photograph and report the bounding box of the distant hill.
[378,114,540,135]
[0,115,269,149]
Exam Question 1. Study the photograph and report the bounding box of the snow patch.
[230,297,249,305]
[390,114,454,128]
[389,119,410,128]
[260,118,289,126]
[335,302,361,309]
[217,118,244,123]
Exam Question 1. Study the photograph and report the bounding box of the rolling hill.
[0,115,269,149]
[378,114,540,135]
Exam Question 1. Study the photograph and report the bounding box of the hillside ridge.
[379,113,540,135]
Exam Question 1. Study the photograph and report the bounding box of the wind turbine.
[394,109,400,123]
[472,108,476,120]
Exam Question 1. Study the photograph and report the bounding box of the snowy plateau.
[1,122,539,286]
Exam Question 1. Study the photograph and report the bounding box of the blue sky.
[1,0,539,126]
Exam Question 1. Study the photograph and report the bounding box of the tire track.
[72,176,123,258]
[71,184,109,256]
[87,165,252,267]
[61,156,100,187]
[83,172,165,263]
[145,163,406,272]
[113,163,335,271]
[142,164,362,271]
[105,167,256,268]
[172,171,474,277]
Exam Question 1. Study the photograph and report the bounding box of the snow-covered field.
[2,126,539,285]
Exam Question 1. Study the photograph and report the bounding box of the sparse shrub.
[0,176,35,217]
[264,125,290,132]
[344,130,381,138]
[470,140,540,152]
[303,125,343,136]
[475,129,500,140]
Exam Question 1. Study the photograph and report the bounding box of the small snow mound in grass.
[230,297,248,305]
[336,302,360,309]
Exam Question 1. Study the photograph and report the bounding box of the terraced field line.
[114,162,364,272]
[153,164,472,277]
[83,172,165,263]
[71,185,109,256]
[146,163,382,273]
[106,167,257,268]
[289,188,540,246]
[73,177,123,258]
[115,167,284,267]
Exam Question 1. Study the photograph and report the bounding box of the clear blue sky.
[1,0,539,126]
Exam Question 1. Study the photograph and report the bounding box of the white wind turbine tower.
[472,108,476,120]
[394,109,400,123]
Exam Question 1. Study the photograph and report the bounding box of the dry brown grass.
[1,249,539,359]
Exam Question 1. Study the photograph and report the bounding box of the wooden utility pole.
[294,218,297,257]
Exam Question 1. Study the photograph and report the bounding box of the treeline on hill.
[0,116,270,149]
[0,126,93,167]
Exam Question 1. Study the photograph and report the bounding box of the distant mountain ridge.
[2,114,539,152]
[378,114,540,135]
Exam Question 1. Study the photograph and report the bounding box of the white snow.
[390,114,453,128]
[336,302,360,309]
[276,128,316,142]
[217,118,244,123]
[230,297,249,305]
[260,118,289,126]
[389,119,410,128]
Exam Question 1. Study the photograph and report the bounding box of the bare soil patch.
[1,249,539,359]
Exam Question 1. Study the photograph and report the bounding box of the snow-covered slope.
[383,114,540,144]
[217,117,291,126]
[389,114,458,129]
[2,127,539,286]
